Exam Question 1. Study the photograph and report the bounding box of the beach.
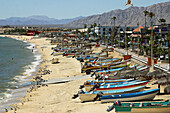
[0,35,112,113]
[0,35,169,113]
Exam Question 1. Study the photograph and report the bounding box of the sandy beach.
[1,35,169,113]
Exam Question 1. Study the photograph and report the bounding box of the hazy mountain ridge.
[0,15,85,25]
[65,2,170,28]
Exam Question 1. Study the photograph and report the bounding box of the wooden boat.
[109,62,131,69]
[100,88,159,103]
[83,80,139,92]
[95,67,123,74]
[78,86,146,102]
[85,78,134,84]
[81,59,129,74]
[77,55,98,61]
[51,51,64,56]
[86,58,122,64]
[112,101,170,113]
[96,81,148,91]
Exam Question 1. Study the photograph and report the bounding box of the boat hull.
[100,89,159,103]
[115,101,170,113]
[96,81,148,91]
[79,86,145,102]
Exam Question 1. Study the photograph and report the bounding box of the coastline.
[0,35,43,112]
[0,35,169,113]
[0,35,112,113]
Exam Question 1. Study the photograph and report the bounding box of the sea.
[0,36,42,112]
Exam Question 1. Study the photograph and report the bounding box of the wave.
[0,37,43,112]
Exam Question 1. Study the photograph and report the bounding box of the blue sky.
[0,0,169,19]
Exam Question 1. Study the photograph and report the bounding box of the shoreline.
[0,35,43,112]
[0,35,169,113]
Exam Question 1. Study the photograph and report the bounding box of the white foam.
[13,75,26,82]
[34,54,42,60]
[4,93,12,98]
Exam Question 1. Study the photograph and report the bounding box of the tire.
[86,69,91,75]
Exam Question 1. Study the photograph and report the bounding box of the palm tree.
[112,16,116,47]
[93,23,97,38]
[158,18,166,44]
[93,23,97,27]
[84,24,87,39]
[144,10,149,36]
[148,12,155,71]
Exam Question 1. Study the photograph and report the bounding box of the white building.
[94,26,114,36]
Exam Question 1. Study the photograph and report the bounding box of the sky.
[0,0,169,19]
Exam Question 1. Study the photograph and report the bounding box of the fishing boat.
[77,55,98,61]
[96,80,148,91]
[109,100,170,113]
[109,63,131,69]
[83,79,139,92]
[81,59,129,74]
[100,88,159,103]
[95,67,124,74]
[78,86,146,102]
[86,58,122,65]
[85,78,134,84]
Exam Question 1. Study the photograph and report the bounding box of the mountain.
[0,15,85,25]
[65,2,170,28]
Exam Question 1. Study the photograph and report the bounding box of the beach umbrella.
[157,77,170,85]
[118,67,136,76]
[124,69,147,79]
[146,70,168,79]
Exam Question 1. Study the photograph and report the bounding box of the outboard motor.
[95,74,100,80]
[93,91,103,101]
[89,84,100,92]
[91,72,96,77]
[79,85,84,89]
[106,100,121,112]
[72,89,85,99]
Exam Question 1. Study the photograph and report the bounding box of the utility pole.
[125,24,128,55]
[119,25,121,48]
[150,21,154,71]
[137,22,140,56]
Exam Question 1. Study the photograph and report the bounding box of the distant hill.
[0,15,85,25]
[64,2,170,28]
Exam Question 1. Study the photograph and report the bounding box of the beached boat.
[110,101,170,113]
[51,51,64,56]
[78,86,145,102]
[83,79,139,92]
[81,59,129,74]
[85,78,134,84]
[77,55,98,61]
[95,67,124,74]
[109,63,131,69]
[95,80,148,91]
[86,58,122,65]
[100,88,159,103]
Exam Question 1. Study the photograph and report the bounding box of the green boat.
[108,101,170,113]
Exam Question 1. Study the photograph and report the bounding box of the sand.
[0,35,169,113]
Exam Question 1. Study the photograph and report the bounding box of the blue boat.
[86,78,134,83]
[78,86,146,102]
[100,88,159,103]
[83,80,139,91]
[96,67,123,73]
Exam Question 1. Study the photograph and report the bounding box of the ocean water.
[0,36,42,112]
